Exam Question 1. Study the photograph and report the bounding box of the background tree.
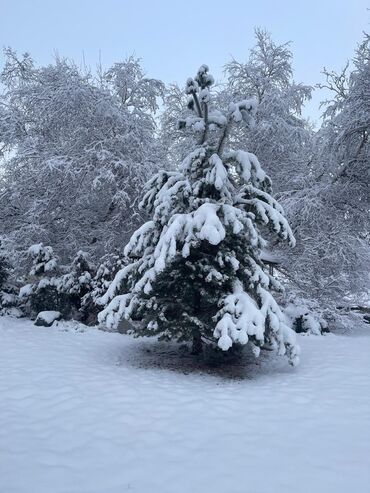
[223,28,312,192]
[278,33,370,314]
[0,51,165,263]
[0,240,18,313]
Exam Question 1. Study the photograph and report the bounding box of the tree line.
[0,29,369,343]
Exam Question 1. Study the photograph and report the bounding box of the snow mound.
[34,311,62,327]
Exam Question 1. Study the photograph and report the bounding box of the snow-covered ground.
[0,317,369,493]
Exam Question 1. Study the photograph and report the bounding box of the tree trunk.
[191,332,203,355]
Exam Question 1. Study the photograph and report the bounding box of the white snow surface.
[0,317,369,493]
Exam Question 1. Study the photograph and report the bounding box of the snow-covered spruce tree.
[80,252,125,325]
[0,242,11,294]
[0,241,9,289]
[57,250,96,321]
[99,65,299,365]
[0,240,18,313]
[19,243,63,317]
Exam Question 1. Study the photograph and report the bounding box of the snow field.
[0,317,369,493]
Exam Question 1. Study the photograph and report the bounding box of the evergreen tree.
[20,247,98,320]
[81,251,124,324]
[19,243,63,317]
[0,240,18,313]
[0,242,11,292]
[98,65,299,364]
[57,250,96,320]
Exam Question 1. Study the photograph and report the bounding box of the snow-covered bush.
[284,302,328,335]
[99,65,300,365]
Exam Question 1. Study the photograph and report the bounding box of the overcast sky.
[1,0,369,123]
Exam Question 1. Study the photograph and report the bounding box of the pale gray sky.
[1,0,369,123]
